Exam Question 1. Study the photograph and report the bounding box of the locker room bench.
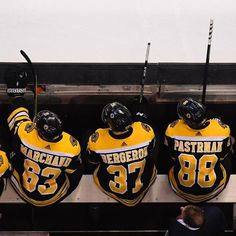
[0,175,235,235]
[1,175,236,204]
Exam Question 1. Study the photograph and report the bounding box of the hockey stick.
[20,50,38,116]
[139,42,151,103]
[201,19,214,105]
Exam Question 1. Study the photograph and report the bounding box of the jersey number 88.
[178,154,218,188]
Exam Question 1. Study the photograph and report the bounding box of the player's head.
[177,97,207,129]
[181,205,205,229]
[33,110,63,142]
[101,102,132,133]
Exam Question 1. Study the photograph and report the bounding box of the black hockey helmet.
[177,98,207,129]
[33,110,63,142]
[101,102,132,132]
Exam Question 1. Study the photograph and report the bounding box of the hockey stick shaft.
[202,19,214,105]
[139,42,151,103]
[20,50,38,116]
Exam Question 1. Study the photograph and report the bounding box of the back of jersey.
[88,122,157,206]
[165,119,232,203]
[7,105,82,207]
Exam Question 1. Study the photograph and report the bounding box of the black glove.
[4,65,28,97]
[131,95,149,122]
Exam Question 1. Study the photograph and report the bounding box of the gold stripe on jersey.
[10,117,29,132]
[93,165,157,207]
[7,107,30,131]
[7,107,29,123]
[65,168,76,174]
[11,169,70,207]
[88,159,100,165]
[168,164,227,203]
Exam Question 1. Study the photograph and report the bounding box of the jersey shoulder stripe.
[7,107,30,131]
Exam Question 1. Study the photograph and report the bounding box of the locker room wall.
[1,0,236,63]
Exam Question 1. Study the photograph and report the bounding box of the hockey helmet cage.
[33,110,63,142]
[101,102,132,132]
[177,98,207,129]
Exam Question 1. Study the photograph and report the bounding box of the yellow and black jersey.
[165,118,232,203]
[0,150,9,177]
[87,121,157,207]
[7,99,82,207]
[0,150,10,196]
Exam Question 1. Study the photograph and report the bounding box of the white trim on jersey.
[8,111,29,128]
[21,139,74,157]
[95,140,152,154]
[169,136,228,142]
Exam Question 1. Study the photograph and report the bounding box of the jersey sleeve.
[164,123,177,161]
[7,97,31,135]
[64,153,82,174]
[64,136,83,174]
[148,136,159,165]
[64,137,84,194]
[219,123,232,159]
[0,150,9,177]
[141,122,156,151]
[87,131,101,164]
[165,120,180,138]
